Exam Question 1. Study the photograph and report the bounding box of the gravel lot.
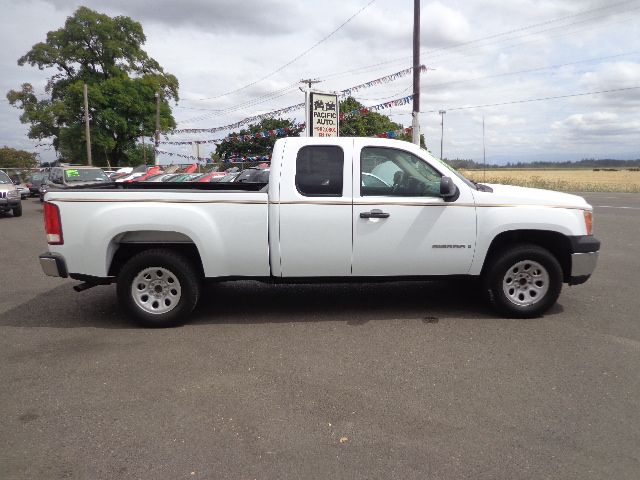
[1,194,639,479]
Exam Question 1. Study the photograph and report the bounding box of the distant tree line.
[447,158,640,170]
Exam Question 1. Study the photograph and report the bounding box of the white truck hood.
[477,184,592,210]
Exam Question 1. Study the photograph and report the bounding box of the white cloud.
[473,114,526,127]
[40,0,305,34]
[580,62,640,90]
[422,2,472,46]
[552,112,640,140]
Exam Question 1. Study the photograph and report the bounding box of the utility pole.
[155,91,161,166]
[140,124,147,165]
[301,78,321,89]
[300,79,321,137]
[482,114,486,182]
[439,110,446,160]
[83,83,92,166]
[411,0,421,146]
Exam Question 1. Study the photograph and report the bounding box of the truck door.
[351,140,476,276]
[275,140,353,277]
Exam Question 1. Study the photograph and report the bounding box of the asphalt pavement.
[0,194,639,480]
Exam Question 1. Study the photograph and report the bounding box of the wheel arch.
[481,230,572,282]
[107,231,204,278]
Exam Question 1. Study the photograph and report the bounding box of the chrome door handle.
[360,209,390,219]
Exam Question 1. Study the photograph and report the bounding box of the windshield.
[0,171,12,184]
[421,150,479,190]
[64,168,110,183]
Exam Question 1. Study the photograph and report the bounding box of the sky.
[1,0,639,165]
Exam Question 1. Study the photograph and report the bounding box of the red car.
[196,172,226,182]
[128,166,162,182]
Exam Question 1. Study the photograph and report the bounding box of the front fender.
[469,205,587,275]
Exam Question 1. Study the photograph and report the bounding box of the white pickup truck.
[39,137,600,327]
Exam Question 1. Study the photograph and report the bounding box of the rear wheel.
[117,249,201,327]
[12,203,22,217]
[484,244,562,318]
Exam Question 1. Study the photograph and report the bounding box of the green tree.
[216,118,303,160]
[123,143,155,167]
[0,146,39,169]
[339,96,427,148]
[7,7,178,167]
[339,97,403,136]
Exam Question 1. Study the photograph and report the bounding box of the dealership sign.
[309,92,339,137]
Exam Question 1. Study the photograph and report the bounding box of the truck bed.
[53,181,268,192]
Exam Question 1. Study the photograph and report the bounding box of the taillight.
[44,202,64,245]
[584,210,593,235]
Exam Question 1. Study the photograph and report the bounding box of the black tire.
[116,249,201,327]
[12,203,22,217]
[483,244,562,318]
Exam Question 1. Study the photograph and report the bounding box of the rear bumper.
[39,252,68,278]
[567,235,600,285]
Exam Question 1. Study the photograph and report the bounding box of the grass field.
[461,169,640,193]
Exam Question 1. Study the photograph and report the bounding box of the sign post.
[309,92,339,137]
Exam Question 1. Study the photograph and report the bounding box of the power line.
[192,0,376,101]
[178,82,300,119]
[174,1,638,124]
[430,7,640,65]
[426,51,640,90]
[423,0,639,58]
[177,65,422,127]
[424,85,640,113]
[318,0,640,83]
[176,47,639,126]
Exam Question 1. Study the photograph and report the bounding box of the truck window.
[295,145,344,197]
[360,147,442,197]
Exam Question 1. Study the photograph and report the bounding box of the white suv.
[0,170,22,217]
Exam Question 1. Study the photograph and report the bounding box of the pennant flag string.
[163,94,414,145]
[155,124,413,162]
[173,66,427,134]
[339,65,427,98]
[224,155,271,163]
[160,124,306,145]
[339,94,415,120]
[172,103,304,134]
[153,150,271,163]
[372,127,413,139]
[154,150,211,162]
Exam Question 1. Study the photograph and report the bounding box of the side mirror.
[440,176,459,201]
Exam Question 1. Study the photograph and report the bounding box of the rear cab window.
[295,145,344,197]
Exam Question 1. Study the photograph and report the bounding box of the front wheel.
[12,203,22,217]
[117,249,201,327]
[484,244,562,318]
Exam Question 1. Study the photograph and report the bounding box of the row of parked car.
[21,163,271,202]
[108,164,270,184]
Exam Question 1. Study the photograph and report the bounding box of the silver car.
[16,184,30,199]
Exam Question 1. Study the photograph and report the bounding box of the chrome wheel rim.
[502,260,549,306]
[131,267,182,315]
